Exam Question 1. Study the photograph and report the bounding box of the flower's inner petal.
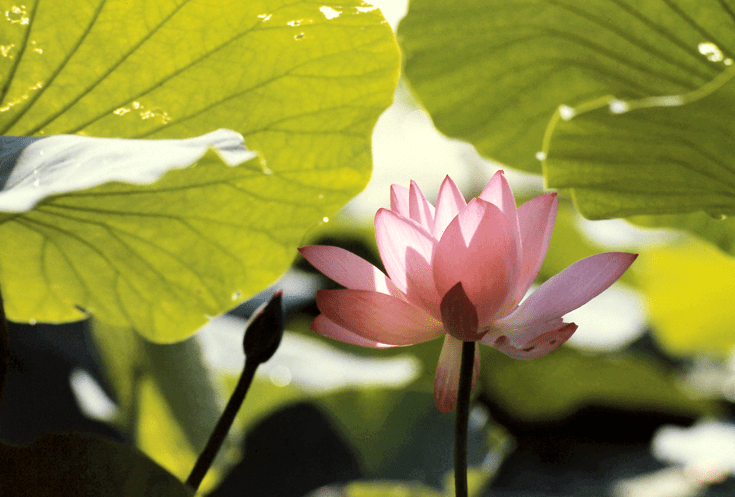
[433,199,517,325]
[316,289,444,345]
[496,252,638,334]
[409,180,435,232]
[488,322,577,360]
[299,245,399,295]
[478,171,522,290]
[375,208,440,315]
[310,314,397,348]
[433,175,467,240]
[390,183,410,217]
[516,193,557,301]
[434,334,481,413]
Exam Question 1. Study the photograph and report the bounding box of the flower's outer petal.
[311,314,397,348]
[391,184,410,217]
[409,180,435,232]
[375,208,440,316]
[434,334,481,412]
[434,175,467,240]
[516,193,558,300]
[440,282,480,341]
[478,171,522,287]
[299,245,400,295]
[495,252,638,345]
[486,322,577,360]
[433,198,516,325]
[316,289,444,345]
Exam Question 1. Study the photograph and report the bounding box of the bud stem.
[186,359,258,491]
[454,340,475,497]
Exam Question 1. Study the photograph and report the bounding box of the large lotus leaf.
[543,68,735,219]
[637,239,735,357]
[0,0,399,340]
[0,432,193,496]
[399,0,735,172]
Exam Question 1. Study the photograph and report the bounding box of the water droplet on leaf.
[609,100,629,114]
[5,5,29,25]
[535,151,546,161]
[559,105,575,120]
[319,6,341,19]
[699,42,724,62]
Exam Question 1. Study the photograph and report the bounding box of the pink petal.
[484,316,564,347]
[433,198,517,325]
[478,171,523,273]
[434,334,481,413]
[316,289,444,346]
[299,245,400,295]
[409,180,435,232]
[375,208,441,316]
[496,252,638,340]
[487,322,577,360]
[515,193,558,300]
[433,175,467,240]
[391,184,410,217]
[479,171,516,214]
[311,314,396,348]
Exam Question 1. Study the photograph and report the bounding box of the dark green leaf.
[543,69,735,219]
[0,432,193,496]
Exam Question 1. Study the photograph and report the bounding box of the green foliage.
[480,346,717,422]
[400,0,735,231]
[400,0,733,173]
[0,0,400,341]
[0,432,192,496]
[543,70,735,219]
[90,320,228,490]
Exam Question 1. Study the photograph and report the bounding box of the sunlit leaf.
[89,318,304,491]
[0,0,399,340]
[543,69,735,219]
[135,377,213,491]
[399,0,735,173]
[637,239,735,357]
[0,432,193,496]
[480,347,717,422]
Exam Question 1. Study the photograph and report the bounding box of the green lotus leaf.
[399,0,735,173]
[0,0,399,341]
[543,69,735,219]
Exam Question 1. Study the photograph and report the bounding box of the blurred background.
[4,1,735,496]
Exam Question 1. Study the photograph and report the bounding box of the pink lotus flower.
[299,172,637,412]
